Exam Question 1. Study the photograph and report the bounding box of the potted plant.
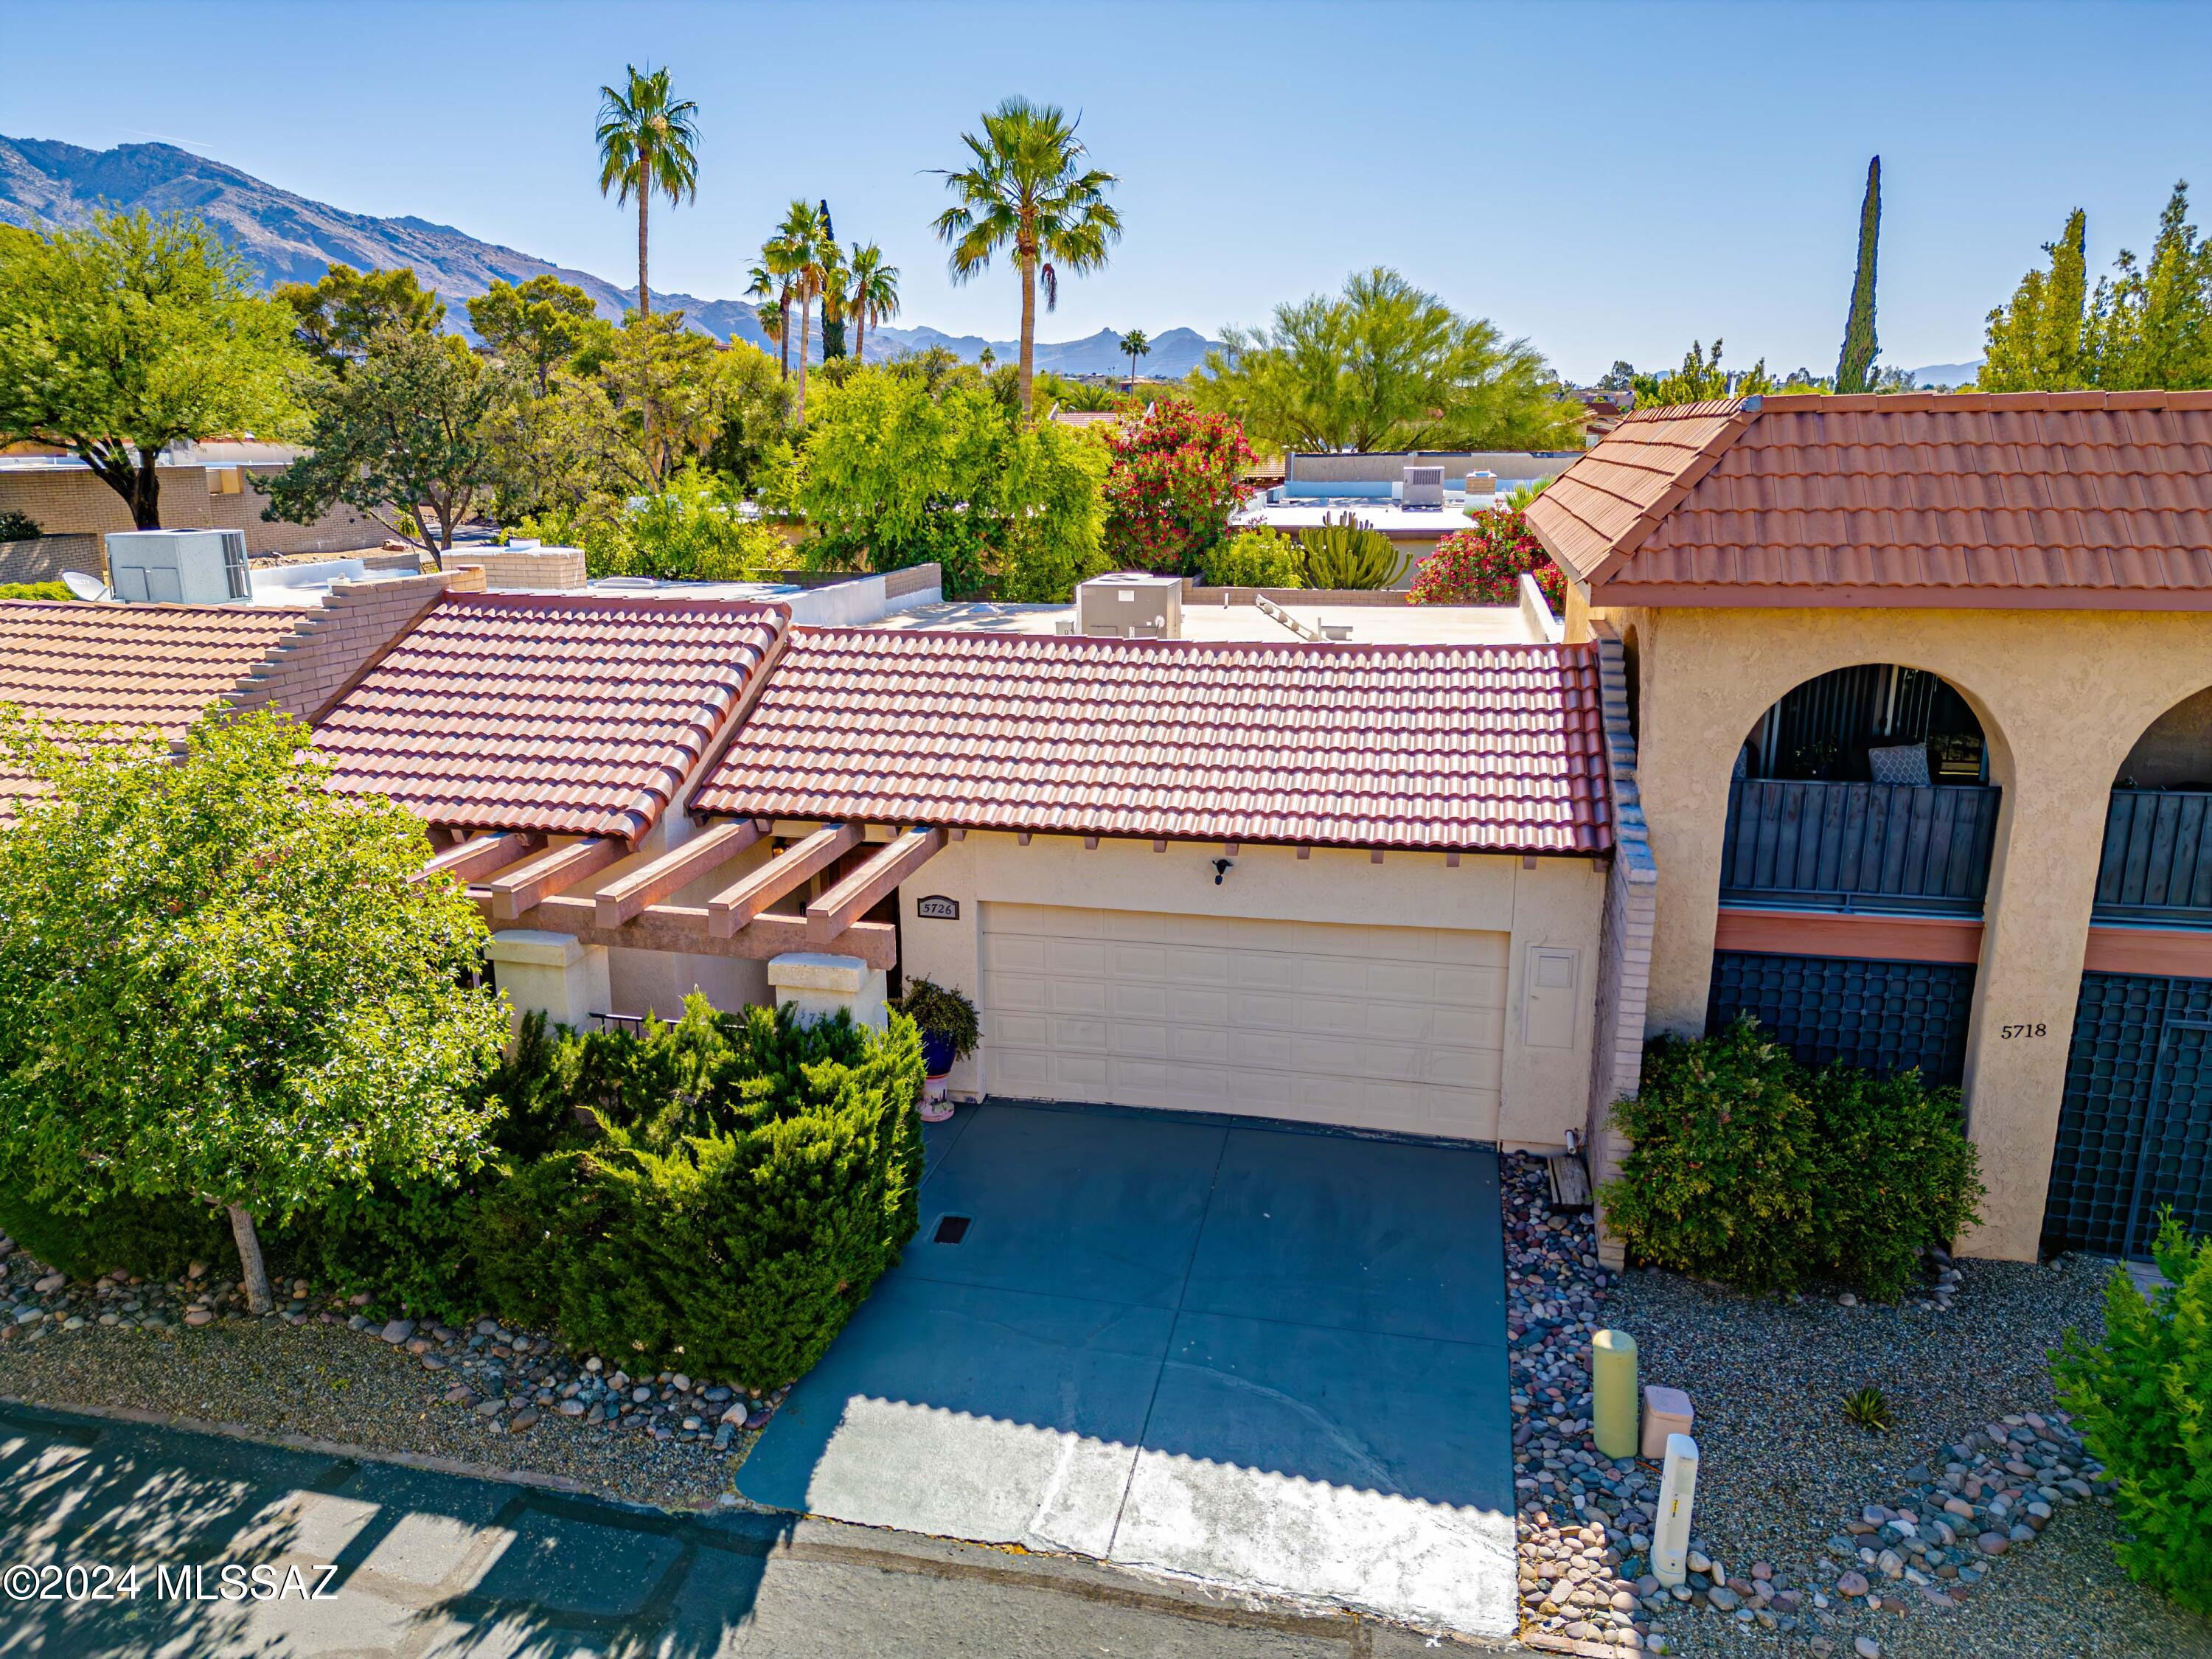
[894,978,980,1123]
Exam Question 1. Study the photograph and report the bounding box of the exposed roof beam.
[593,821,764,930]
[479,892,896,970]
[706,824,859,938]
[420,830,543,885]
[479,836,626,922]
[807,829,946,947]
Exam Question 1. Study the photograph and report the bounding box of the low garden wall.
[0,534,103,585]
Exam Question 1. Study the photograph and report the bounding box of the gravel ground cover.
[0,1234,777,1511]
[1500,1150,2212,1659]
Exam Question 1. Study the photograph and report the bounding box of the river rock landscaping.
[0,1231,784,1510]
[1500,1152,2212,1659]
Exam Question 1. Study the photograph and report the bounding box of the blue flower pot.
[921,1030,957,1079]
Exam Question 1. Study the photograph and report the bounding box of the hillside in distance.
[0,135,1216,370]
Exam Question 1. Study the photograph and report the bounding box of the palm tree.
[595,65,701,319]
[774,199,830,423]
[932,97,1121,418]
[1118,327,1150,384]
[848,243,901,362]
[747,244,798,379]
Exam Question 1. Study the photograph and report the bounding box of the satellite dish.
[62,570,114,602]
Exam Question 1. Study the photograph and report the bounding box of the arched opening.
[2047,682,2212,1260]
[1736,663,1988,785]
[1706,663,2000,1086]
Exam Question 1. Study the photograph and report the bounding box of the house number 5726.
[2000,1023,2047,1040]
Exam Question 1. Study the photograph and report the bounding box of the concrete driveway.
[738,1102,1515,1636]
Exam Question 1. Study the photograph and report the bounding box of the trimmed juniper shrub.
[2052,1212,2212,1613]
[0,1172,229,1281]
[474,996,925,1387]
[1603,1015,1982,1299]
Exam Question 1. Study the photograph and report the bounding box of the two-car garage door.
[980,902,1507,1140]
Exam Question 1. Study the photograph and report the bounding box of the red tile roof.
[1527,389,2212,607]
[690,627,1611,853]
[313,592,787,843]
[0,599,316,821]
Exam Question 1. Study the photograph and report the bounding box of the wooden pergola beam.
[420,830,543,884]
[479,893,898,970]
[706,823,859,938]
[593,821,763,930]
[807,828,945,947]
[479,836,627,922]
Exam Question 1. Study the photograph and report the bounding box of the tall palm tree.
[932,97,1121,418]
[595,65,701,319]
[848,243,902,362]
[1118,327,1150,383]
[774,199,830,423]
[747,240,799,379]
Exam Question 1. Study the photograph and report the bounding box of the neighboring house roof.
[1526,389,2212,608]
[690,627,1611,854]
[0,599,316,821]
[313,592,787,843]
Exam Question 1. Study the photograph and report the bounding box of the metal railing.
[2095,789,2212,928]
[1718,778,2001,915]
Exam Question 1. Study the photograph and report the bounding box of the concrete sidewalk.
[0,1402,1498,1658]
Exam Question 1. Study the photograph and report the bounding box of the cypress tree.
[1834,156,1882,394]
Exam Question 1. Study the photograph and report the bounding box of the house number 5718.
[2000,1023,2047,1040]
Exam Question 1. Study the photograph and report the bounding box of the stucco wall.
[894,832,1605,1150]
[0,465,381,555]
[1565,588,2212,1261]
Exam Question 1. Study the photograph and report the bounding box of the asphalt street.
[0,1403,1497,1658]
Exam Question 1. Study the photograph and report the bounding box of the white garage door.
[981,903,1508,1139]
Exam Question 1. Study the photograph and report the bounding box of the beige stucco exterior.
[893,832,1606,1150]
[1564,585,2212,1262]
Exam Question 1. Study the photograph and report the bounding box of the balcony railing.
[1719,778,2001,916]
[2094,789,2212,928]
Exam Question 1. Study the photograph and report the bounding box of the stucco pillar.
[487,930,611,1036]
[1955,775,2107,1263]
[768,952,888,1032]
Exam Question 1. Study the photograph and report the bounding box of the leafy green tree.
[262,325,512,562]
[1982,184,2212,391]
[0,212,301,528]
[598,312,723,490]
[0,708,507,1315]
[933,97,1121,419]
[1118,327,1151,382]
[1980,209,2090,391]
[1596,361,1638,392]
[700,338,794,493]
[1630,338,1777,407]
[847,243,900,362]
[1834,156,1882,394]
[275,263,445,372]
[795,363,1104,597]
[467,274,611,395]
[1099,400,1251,574]
[1192,267,1582,451]
[597,64,701,319]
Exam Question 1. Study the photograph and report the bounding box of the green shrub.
[1809,1064,1983,1300]
[474,997,925,1386]
[1602,1020,1821,1295]
[2052,1213,2212,1613]
[1198,528,1305,589]
[1297,512,1401,589]
[0,1178,230,1280]
[1601,1016,1982,1298]
[287,1172,486,1323]
[894,977,981,1062]
[0,582,71,602]
[0,511,40,543]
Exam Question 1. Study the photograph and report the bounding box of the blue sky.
[7,0,2211,381]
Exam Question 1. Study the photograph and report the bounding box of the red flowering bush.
[1100,402,1254,576]
[1406,508,1564,606]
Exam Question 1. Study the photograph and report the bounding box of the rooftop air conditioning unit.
[1077,571,1183,639]
[1401,465,1446,509]
[105,529,250,605]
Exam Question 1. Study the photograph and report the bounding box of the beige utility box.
[1641,1385,1694,1458]
[1077,571,1183,639]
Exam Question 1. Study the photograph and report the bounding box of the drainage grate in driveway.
[932,1215,972,1245]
